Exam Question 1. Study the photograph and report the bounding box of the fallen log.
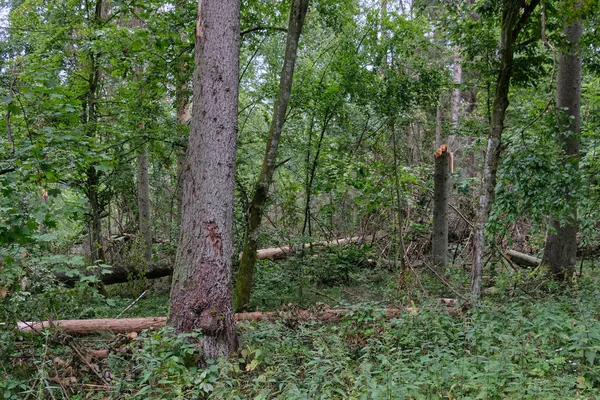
[17,306,456,335]
[54,261,174,287]
[245,234,383,261]
[505,249,541,268]
[55,235,382,286]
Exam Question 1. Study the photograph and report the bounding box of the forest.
[1,0,600,398]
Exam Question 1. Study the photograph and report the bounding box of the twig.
[116,289,148,319]
[422,261,469,301]
[494,245,519,272]
[310,289,337,303]
[518,0,556,141]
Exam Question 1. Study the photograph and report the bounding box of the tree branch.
[512,0,541,41]
[241,26,287,37]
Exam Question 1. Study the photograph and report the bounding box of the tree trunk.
[137,144,152,263]
[471,0,539,302]
[451,48,461,129]
[235,0,310,312]
[168,0,240,360]
[131,22,152,263]
[432,145,450,268]
[174,0,191,226]
[541,21,582,281]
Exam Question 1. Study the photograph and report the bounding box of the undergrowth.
[1,252,599,399]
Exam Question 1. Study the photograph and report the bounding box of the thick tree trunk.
[235,0,309,312]
[471,0,539,302]
[541,21,582,281]
[136,144,152,262]
[168,0,240,360]
[432,145,450,268]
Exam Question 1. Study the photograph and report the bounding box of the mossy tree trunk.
[472,0,540,303]
[235,0,310,312]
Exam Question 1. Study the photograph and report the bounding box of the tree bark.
[168,0,240,360]
[541,21,582,281]
[235,0,310,312]
[432,145,450,268]
[471,0,540,302]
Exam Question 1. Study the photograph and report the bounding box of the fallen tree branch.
[18,306,457,335]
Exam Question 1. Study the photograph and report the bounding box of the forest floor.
[1,253,599,399]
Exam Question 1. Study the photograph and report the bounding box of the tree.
[432,145,450,268]
[234,0,310,312]
[541,14,583,281]
[168,0,240,359]
[471,0,540,302]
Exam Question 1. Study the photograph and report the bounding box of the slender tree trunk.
[471,0,539,302]
[234,0,310,312]
[451,48,462,129]
[174,0,192,225]
[433,146,450,268]
[168,0,240,359]
[541,21,582,281]
[137,143,152,262]
[86,166,104,263]
[130,22,152,263]
[84,4,104,264]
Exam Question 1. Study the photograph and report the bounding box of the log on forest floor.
[244,234,384,261]
[54,261,174,286]
[17,305,457,335]
[505,249,541,268]
[55,234,383,286]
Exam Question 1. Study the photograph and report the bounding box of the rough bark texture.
[168,0,240,360]
[472,0,539,302]
[235,0,309,312]
[432,146,450,268]
[136,144,152,262]
[541,21,582,281]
